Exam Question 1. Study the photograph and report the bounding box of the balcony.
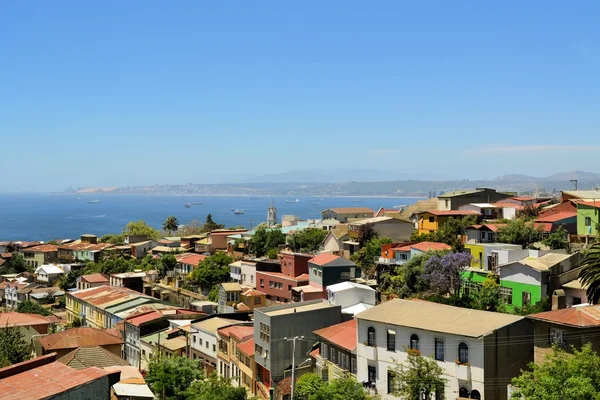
[376,257,404,266]
[455,363,471,381]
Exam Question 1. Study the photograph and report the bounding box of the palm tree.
[163,216,179,235]
[578,242,600,304]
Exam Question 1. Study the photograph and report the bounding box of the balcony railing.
[376,257,404,265]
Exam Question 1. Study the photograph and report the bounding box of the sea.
[0,194,425,241]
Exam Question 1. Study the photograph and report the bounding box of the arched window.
[471,389,481,400]
[367,327,376,346]
[409,334,419,351]
[458,342,469,364]
[459,387,469,398]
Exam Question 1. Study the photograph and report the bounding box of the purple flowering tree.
[423,252,472,295]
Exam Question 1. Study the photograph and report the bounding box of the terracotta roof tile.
[242,289,266,297]
[175,253,206,265]
[313,319,357,352]
[409,242,452,252]
[39,327,124,351]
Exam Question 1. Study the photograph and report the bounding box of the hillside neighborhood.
[1,187,600,399]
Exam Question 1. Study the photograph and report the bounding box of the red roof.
[125,311,164,327]
[534,222,553,233]
[483,224,507,232]
[176,253,206,265]
[218,325,253,341]
[80,273,109,284]
[528,305,600,328]
[309,347,320,358]
[0,313,52,327]
[419,210,481,216]
[242,289,266,297]
[39,327,124,351]
[314,319,357,352]
[0,253,12,259]
[237,338,254,356]
[410,242,452,252]
[535,212,577,223]
[309,253,340,266]
[0,356,112,399]
[574,200,600,208]
[257,271,310,282]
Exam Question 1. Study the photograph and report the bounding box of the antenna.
[570,179,578,190]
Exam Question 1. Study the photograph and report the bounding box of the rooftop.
[59,241,114,252]
[111,271,147,279]
[528,305,600,328]
[520,252,573,271]
[394,241,452,252]
[22,244,59,253]
[309,253,341,266]
[175,253,207,265]
[356,299,524,338]
[237,338,254,356]
[218,325,254,341]
[322,207,376,214]
[314,319,357,352]
[39,327,124,351]
[535,211,577,223]
[468,203,502,208]
[562,278,588,290]
[221,282,242,292]
[292,284,324,293]
[191,317,241,334]
[57,346,130,370]
[0,312,52,327]
[349,216,394,226]
[35,264,64,274]
[563,190,600,200]
[438,189,484,198]
[260,300,335,317]
[327,281,376,293]
[125,311,165,327]
[80,273,109,284]
[0,354,113,400]
[418,210,481,217]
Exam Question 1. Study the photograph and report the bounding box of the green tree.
[99,233,126,244]
[294,373,326,399]
[160,254,178,278]
[580,242,600,304]
[59,268,84,290]
[357,223,378,247]
[17,300,51,316]
[204,214,225,233]
[123,220,162,241]
[471,274,501,311]
[542,225,569,250]
[381,252,434,297]
[145,355,204,400]
[188,254,233,292]
[391,349,446,400]
[497,219,543,248]
[410,216,477,251]
[0,325,30,365]
[314,376,369,400]
[511,343,600,400]
[208,285,220,302]
[163,216,179,235]
[250,227,285,257]
[7,252,29,273]
[185,373,247,400]
[351,237,392,278]
[286,228,328,252]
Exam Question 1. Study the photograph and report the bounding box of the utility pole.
[285,336,304,400]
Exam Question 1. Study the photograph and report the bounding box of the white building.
[355,299,533,400]
[229,261,257,288]
[190,317,241,374]
[326,281,376,315]
[35,264,66,284]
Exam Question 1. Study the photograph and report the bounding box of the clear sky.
[1,1,600,191]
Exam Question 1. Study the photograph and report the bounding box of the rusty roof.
[237,338,254,356]
[314,319,357,352]
[125,311,164,327]
[22,244,59,253]
[175,253,206,265]
[0,356,112,400]
[218,325,253,341]
[59,241,114,252]
[528,305,600,328]
[39,327,124,351]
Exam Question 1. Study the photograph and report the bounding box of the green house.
[576,201,600,237]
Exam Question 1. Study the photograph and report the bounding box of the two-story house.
[216,324,254,386]
[312,319,358,382]
[292,253,360,302]
[190,317,243,375]
[237,337,258,397]
[253,300,342,395]
[229,260,257,288]
[218,282,243,313]
[174,253,206,277]
[59,234,114,263]
[383,241,451,266]
[321,207,375,223]
[76,273,109,290]
[256,252,312,303]
[458,203,503,219]
[22,244,59,270]
[355,299,532,400]
[348,216,415,243]
[35,264,66,286]
[437,188,514,211]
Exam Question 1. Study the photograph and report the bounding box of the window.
[445,199,449,208]
[199,338,203,346]
[458,342,469,364]
[522,291,531,306]
[260,323,270,343]
[351,357,357,374]
[206,341,209,349]
[330,349,336,364]
[269,281,274,288]
[585,216,592,226]
[340,272,350,279]
[367,365,376,383]
[386,329,396,351]
[550,327,566,346]
[429,216,435,223]
[484,208,492,216]
[434,338,445,361]
[500,286,513,305]
[254,297,261,305]
[409,334,419,351]
[387,370,396,394]
[288,285,292,291]
[573,297,582,305]
[260,279,264,287]
[213,344,216,352]
[321,343,328,360]
[459,387,469,398]
[400,253,408,260]
[471,389,481,400]
[255,344,263,356]
[193,336,196,343]
[367,327,376,346]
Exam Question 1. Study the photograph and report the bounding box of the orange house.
[416,210,480,235]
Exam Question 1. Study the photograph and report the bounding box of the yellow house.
[237,337,258,397]
[416,210,480,235]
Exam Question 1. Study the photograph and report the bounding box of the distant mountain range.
[62,170,600,197]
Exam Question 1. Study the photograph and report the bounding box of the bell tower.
[267,198,277,227]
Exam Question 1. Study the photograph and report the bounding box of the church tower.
[267,198,277,227]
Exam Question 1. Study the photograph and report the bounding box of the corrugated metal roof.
[314,319,357,352]
[528,305,600,327]
[356,299,523,338]
[39,327,124,350]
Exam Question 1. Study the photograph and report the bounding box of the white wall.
[191,328,218,360]
[493,249,530,267]
[356,319,485,400]
[502,207,517,220]
[240,262,256,288]
[328,287,376,309]
[499,263,542,286]
[323,234,341,253]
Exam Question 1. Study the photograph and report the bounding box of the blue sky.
[1,1,600,191]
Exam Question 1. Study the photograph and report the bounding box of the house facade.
[313,319,357,382]
[355,299,533,400]
[416,210,481,235]
[218,282,243,313]
[575,201,600,238]
[437,188,514,211]
[229,260,257,288]
[190,317,242,376]
[348,217,415,243]
[322,225,349,256]
[321,207,375,223]
[22,244,59,270]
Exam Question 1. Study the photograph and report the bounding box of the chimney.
[552,289,567,310]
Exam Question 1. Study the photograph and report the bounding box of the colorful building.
[575,200,600,238]
[416,210,480,235]
[463,243,523,271]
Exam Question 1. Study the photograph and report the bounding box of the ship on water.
[88,199,100,204]
[250,196,263,200]
[233,209,244,215]
[285,198,299,203]
[184,203,192,208]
